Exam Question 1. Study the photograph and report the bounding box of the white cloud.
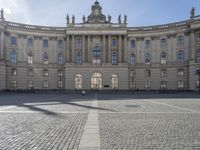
[0,0,30,23]
[4,8,12,14]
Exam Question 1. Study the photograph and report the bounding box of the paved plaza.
[0,92,200,150]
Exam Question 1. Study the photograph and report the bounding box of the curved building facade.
[0,1,200,91]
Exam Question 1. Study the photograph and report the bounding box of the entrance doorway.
[91,72,102,90]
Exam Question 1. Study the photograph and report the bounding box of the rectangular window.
[160,39,167,48]
[27,81,33,89]
[27,69,33,76]
[178,81,184,89]
[58,81,63,88]
[197,33,200,43]
[161,69,167,77]
[196,80,199,88]
[11,68,17,76]
[58,70,63,77]
[43,81,48,88]
[28,38,33,47]
[112,38,118,48]
[11,37,17,45]
[177,69,184,77]
[145,40,150,49]
[145,70,151,77]
[145,81,151,89]
[28,55,33,64]
[43,39,48,48]
[177,36,184,46]
[11,80,17,88]
[58,40,64,49]
[43,69,49,77]
[75,38,82,49]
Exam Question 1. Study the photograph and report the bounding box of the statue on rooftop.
[83,15,86,23]
[191,7,195,19]
[124,15,127,24]
[72,15,75,24]
[0,8,4,19]
[118,15,121,24]
[66,14,70,24]
[108,15,111,23]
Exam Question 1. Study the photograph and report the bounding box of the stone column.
[124,35,127,63]
[88,35,91,63]
[119,35,122,63]
[0,31,4,59]
[71,35,75,63]
[102,35,106,63]
[191,31,195,61]
[66,35,70,63]
[108,35,111,63]
[82,35,85,64]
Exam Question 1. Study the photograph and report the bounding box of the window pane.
[28,38,33,47]
[58,40,63,49]
[11,37,17,45]
[43,39,48,48]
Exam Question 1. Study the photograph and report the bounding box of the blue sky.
[0,0,200,27]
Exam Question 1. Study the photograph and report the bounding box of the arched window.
[75,74,82,90]
[28,52,33,64]
[27,38,33,47]
[75,51,82,64]
[177,50,184,63]
[196,49,200,63]
[43,39,48,48]
[43,52,48,64]
[10,50,17,63]
[111,74,118,89]
[57,53,64,65]
[112,51,118,65]
[92,46,101,65]
[130,54,136,65]
[58,39,63,49]
[91,72,102,90]
[130,40,135,49]
[160,52,167,64]
[145,53,151,64]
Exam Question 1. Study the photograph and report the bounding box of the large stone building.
[0,1,200,91]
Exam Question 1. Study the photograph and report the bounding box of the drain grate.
[126,105,144,108]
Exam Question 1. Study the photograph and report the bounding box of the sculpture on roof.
[108,15,111,23]
[124,15,127,24]
[0,8,4,20]
[72,15,75,24]
[118,15,121,24]
[66,14,70,24]
[191,7,195,19]
[87,1,107,23]
[83,15,86,23]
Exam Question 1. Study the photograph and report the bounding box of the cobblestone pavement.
[0,113,87,150]
[0,93,200,150]
[99,113,200,149]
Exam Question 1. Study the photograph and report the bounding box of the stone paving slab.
[99,113,200,149]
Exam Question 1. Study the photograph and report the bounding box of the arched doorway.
[111,74,119,89]
[75,74,82,90]
[91,72,102,90]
